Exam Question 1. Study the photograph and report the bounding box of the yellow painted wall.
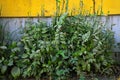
[0,0,120,17]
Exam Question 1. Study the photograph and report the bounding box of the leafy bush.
[0,24,21,79]
[18,13,114,79]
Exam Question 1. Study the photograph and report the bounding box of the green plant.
[0,41,21,79]
[0,24,21,79]
[67,14,114,76]
[19,11,114,80]
[19,21,52,79]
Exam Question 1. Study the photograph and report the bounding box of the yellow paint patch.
[0,0,120,17]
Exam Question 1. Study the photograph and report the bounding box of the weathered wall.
[110,16,120,52]
[0,18,52,41]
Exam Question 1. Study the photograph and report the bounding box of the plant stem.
[92,0,95,14]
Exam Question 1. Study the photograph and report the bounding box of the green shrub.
[0,24,21,79]
[19,13,114,79]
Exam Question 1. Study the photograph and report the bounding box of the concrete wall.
[0,18,52,41]
[109,16,120,52]
[0,16,120,52]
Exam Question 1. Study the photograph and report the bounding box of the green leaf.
[103,60,108,66]
[82,63,86,71]
[56,69,64,76]
[8,60,13,66]
[0,60,2,63]
[42,28,47,33]
[22,54,28,58]
[87,64,90,72]
[79,73,85,80]
[74,50,83,56]
[57,50,67,58]
[11,66,20,79]
[95,63,100,70]
[82,31,90,43]
[0,46,7,49]
[57,12,68,27]
[1,65,7,74]
[12,48,20,52]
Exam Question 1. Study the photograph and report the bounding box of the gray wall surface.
[108,16,120,52]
